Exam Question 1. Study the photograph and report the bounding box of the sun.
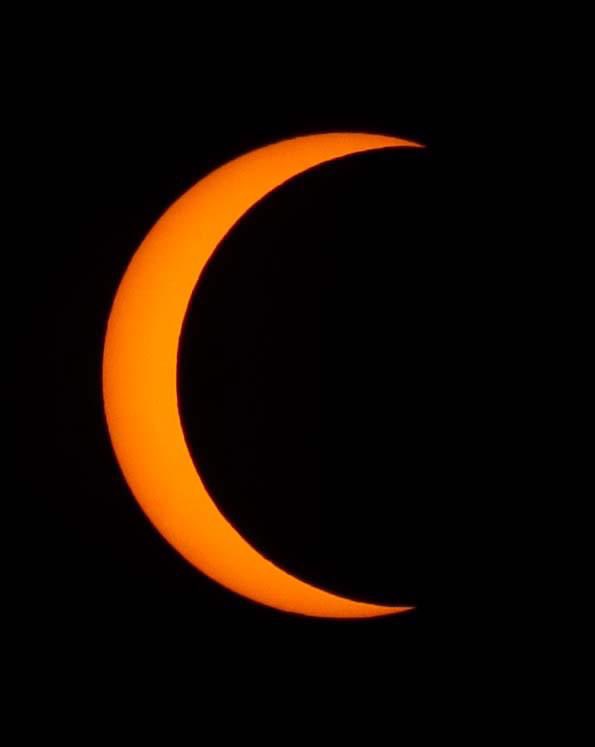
[103,132,421,617]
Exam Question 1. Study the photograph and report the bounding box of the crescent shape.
[103,132,421,618]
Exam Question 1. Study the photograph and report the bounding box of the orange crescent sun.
[102,132,421,618]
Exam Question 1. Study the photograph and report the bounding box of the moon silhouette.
[102,132,421,618]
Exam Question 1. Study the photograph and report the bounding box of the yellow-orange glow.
[102,133,420,618]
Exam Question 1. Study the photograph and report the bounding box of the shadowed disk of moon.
[102,133,421,618]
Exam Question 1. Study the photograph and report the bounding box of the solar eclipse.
[103,132,421,617]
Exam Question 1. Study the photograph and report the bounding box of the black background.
[10,71,471,684]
